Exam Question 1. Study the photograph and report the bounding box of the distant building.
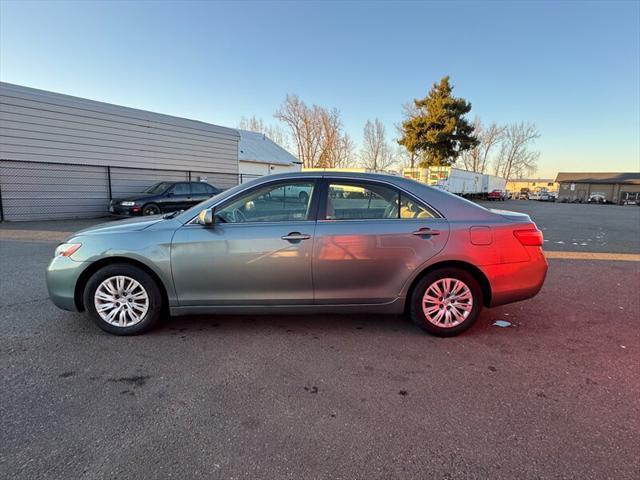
[303,167,370,173]
[238,130,301,183]
[506,178,558,194]
[555,172,640,203]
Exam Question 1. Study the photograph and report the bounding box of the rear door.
[313,178,449,305]
[190,182,212,206]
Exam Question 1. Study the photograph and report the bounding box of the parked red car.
[487,189,507,201]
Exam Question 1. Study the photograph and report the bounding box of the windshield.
[144,182,172,194]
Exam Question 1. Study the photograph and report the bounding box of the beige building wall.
[506,179,558,193]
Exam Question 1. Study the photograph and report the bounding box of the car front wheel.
[83,263,163,335]
[409,268,483,337]
[142,203,161,216]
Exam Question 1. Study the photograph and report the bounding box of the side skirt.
[169,298,405,316]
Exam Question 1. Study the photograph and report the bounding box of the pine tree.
[399,76,478,167]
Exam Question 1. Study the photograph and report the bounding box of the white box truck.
[427,167,483,196]
[403,166,506,198]
[482,174,507,195]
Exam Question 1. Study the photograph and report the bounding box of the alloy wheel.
[94,275,149,327]
[422,278,473,328]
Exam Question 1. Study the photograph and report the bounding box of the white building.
[238,129,301,183]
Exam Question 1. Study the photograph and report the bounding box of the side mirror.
[198,208,215,226]
[167,191,175,196]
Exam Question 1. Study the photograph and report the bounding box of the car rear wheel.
[142,203,160,216]
[83,263,163,335]
[409,268,483,337]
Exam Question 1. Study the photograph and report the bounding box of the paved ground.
[477,199,640,253]
[1,203,639,479]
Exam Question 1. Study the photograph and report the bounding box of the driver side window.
[216,181,315,223]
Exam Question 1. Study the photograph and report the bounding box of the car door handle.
[412,227,441,236]
[281,232,311,242]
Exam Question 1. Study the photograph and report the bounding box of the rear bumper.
[481,248,548,307]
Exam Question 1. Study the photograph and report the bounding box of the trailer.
[402,166,506,198]
[482,174,507,194]
[424,167,483,196]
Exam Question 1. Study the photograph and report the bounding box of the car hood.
[70,216,164,237]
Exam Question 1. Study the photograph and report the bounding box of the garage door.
[0,160,109,221]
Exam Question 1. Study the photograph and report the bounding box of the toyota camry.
[46,172,547,336]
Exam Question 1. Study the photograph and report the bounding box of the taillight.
[514,228,544,246]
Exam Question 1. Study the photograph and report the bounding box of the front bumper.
[108,201,142,216]
[481,247,548,307]
[46,255,90,312]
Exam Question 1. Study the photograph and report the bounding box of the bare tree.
[493,122,540,181]
[361,118,395,171]
[458,118,505,173]
[274,94,352,169]
[238,115,289,151]
[327,131,356,168]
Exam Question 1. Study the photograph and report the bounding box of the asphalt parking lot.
[1,201,639,479]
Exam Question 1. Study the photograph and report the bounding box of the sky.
[1,0,639,178]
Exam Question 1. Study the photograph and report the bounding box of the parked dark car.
[109,181,222,216]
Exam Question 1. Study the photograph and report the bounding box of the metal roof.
[555,172,640,185]
[238,129,300,166]
[1,82,239,138]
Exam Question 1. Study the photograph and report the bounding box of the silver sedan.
[46,172,547,336]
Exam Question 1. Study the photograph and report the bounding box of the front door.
[313,179,450,304]
[171,179,318,306]
[165,182,192,211]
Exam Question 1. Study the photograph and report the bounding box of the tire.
[298,191,309,204]
[409,268,483,337]
[83,263,164,335]
[142,203,161,216]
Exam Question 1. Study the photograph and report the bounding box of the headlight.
[54,243,82,257]
[120,201,136,206]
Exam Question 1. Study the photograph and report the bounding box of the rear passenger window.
[399,194,435,219]
[170,183,190,195]
[326,182,399,220]
[191,183,208,194]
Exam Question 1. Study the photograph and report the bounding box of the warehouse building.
[0,82,298,221]
[238,129,300,183]
[555,172,640,204]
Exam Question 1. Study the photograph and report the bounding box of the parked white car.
[587,192,607,204]
[528,191,541,201]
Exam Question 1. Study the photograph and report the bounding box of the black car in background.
[109,181,222,216]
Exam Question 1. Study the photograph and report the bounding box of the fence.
[0,159,263,221]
